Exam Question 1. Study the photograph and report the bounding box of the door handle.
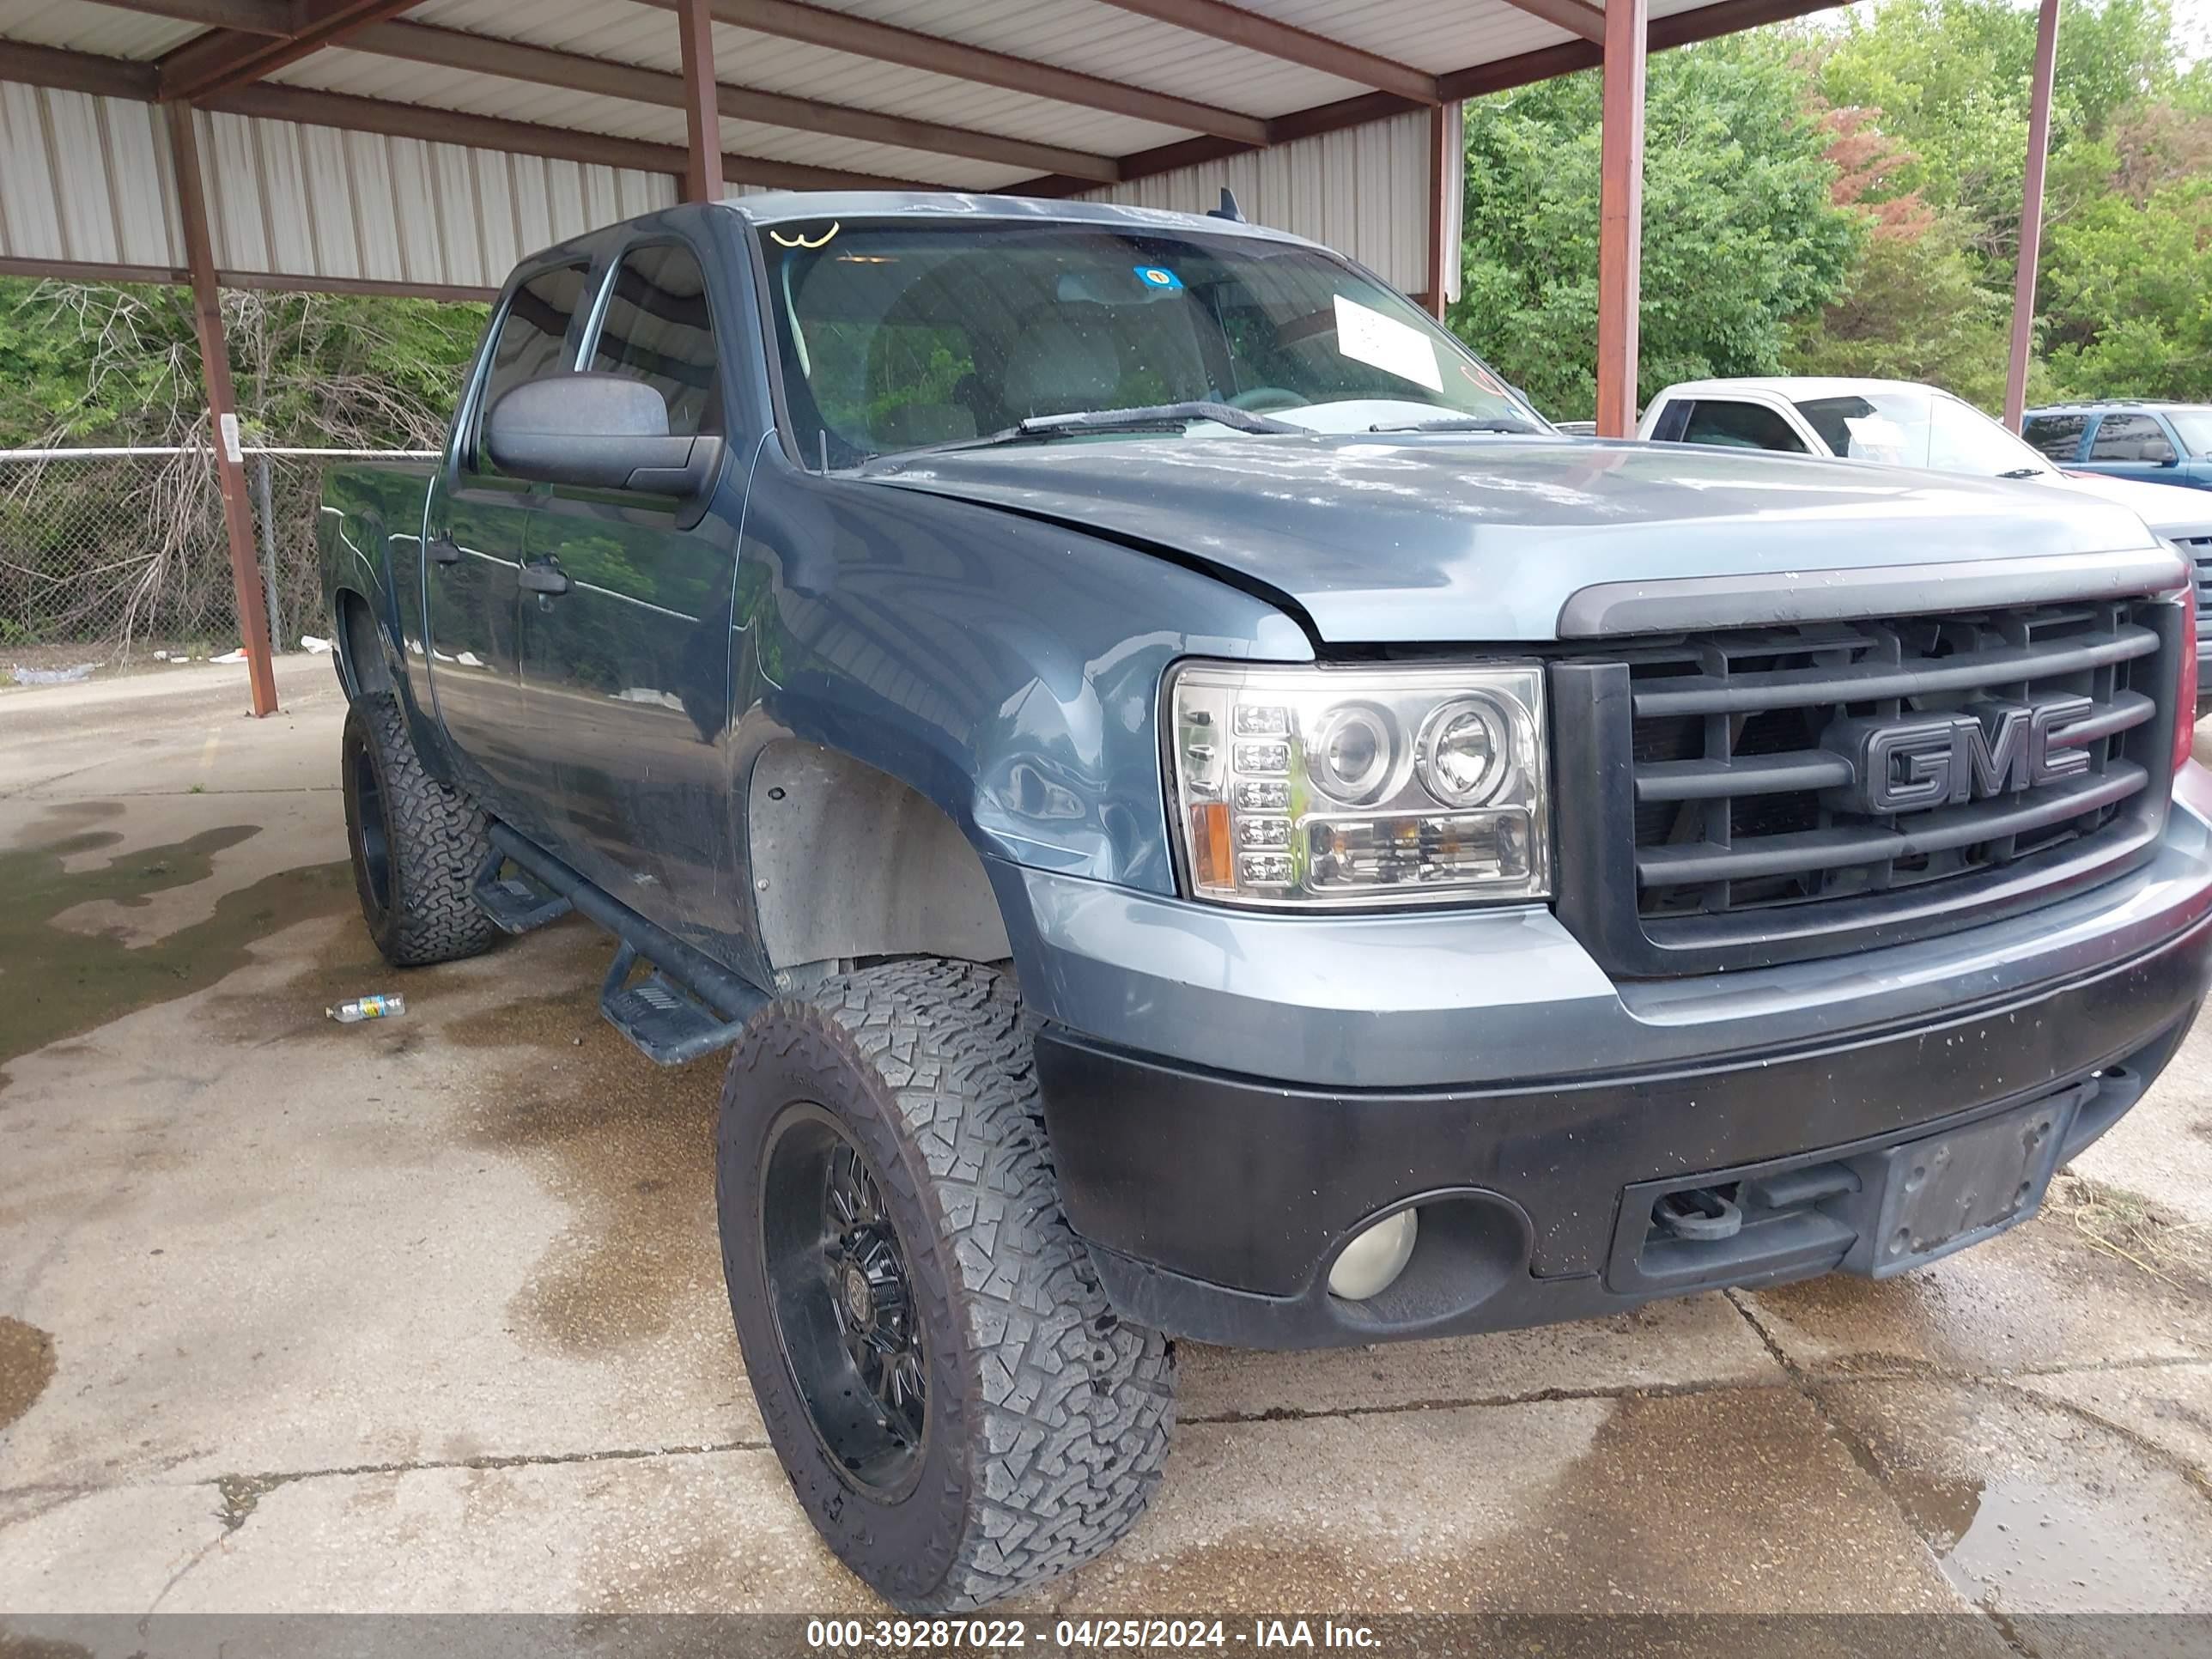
[428,534,462,565]
[518,562,572,597]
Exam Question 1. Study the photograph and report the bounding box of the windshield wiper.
[866,401,1300,466]
[1366,415,1544,435]
[1996,466,2046,480]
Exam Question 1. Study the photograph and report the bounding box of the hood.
[2049,469,2212,538]
[864,435,2160,643]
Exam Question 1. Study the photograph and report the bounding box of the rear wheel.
[718,959,1176,1611]
[341,693,497,967]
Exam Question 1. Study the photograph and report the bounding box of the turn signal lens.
[1188,801,1233,889]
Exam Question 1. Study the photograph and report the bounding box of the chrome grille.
[2179,534,2212,624]
[1550,598,2178,976]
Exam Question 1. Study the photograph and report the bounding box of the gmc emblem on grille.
[1822,695,2095,815]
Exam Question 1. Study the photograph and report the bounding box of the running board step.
[472,852,573,936]
[599,942,750,1066]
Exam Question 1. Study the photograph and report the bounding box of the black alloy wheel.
[760,1103,929,1493]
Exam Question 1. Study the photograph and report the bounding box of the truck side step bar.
[471,850,574,935]
[486,824,767,1066]
[599,942,754,1066]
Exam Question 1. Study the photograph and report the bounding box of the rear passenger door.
[515,236,745,937]
[424,258,591,831]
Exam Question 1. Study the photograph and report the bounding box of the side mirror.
[485,372,723,495]
[2152,445,2180,467]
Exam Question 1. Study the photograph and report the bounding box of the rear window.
[2022,412,2087,462]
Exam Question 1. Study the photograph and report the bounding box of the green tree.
[1450,33,1863,420]
[1784,102,2021,404]
[1787,218,2019,406]
[2039,173,2212,399]
[0,277,485,449]
[1813,0,2178,256]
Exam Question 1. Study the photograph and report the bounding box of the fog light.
[1326,1209,1418,1301]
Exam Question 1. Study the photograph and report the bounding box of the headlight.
[1168,662,1550,908]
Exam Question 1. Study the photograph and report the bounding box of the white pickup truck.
[1638,375,2212,714]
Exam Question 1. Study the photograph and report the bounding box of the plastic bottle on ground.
[328,994,405,1023]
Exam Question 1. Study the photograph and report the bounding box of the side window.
[588,242,723,436]
[1678,400,1809,453]
[2088,413,2172,462]
[2022,412,2087,463]
[473,261,592,470]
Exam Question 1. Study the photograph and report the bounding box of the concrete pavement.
[3,661,2210,1636]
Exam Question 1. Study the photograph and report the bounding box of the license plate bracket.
[1862,1094,2074,1278]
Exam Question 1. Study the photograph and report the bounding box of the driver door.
[514,236,747,941]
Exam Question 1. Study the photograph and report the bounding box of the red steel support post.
[1424,100,1454,319]
[2004,0,2062,431]
[677,0,725,202]
[1594,0,1648,438]
[167,100,278,717]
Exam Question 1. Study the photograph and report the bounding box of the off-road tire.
[341,692,498,968]
[718,959,1176,1612]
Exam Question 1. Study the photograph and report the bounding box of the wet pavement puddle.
[0,811,350,1069]
[1890,1469,2150,1607]
[447,926,728,1357]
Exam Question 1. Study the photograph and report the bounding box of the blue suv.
[2023,401,2212,491]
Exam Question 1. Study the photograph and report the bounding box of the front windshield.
[1793,388,2051,477]
[2168,410,2212,456]
[753,218,1543,466]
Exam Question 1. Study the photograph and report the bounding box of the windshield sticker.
[1133,264,1183,291]
[1333,294,1442,392]
[1844,414,1906,458]
[770,222,840,250]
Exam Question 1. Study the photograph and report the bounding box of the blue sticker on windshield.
[1133,264,1183,291]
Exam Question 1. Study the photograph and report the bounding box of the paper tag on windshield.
[1333,294,1443,392]
[1843,415,1905,458]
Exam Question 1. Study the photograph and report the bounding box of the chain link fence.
[0,446,436,676]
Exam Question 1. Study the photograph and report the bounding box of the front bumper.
[1002,772,2212,1350]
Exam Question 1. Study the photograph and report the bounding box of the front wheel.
[718,960,1176,1612]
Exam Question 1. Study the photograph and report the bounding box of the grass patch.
[2048,1170,2212,1286]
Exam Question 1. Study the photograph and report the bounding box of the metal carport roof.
[1,0,1832,301]
[0,0,1847,715]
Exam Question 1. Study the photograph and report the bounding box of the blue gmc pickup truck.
[320,192,2212,1612]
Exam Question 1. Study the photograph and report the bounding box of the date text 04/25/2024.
[805,1619,1382,1650]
